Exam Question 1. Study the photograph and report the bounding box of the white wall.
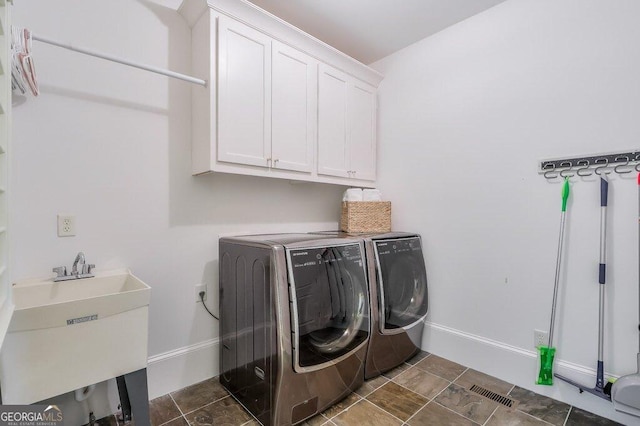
[11,0,640,423]
[372,0,640,423]
[9,0,343,421]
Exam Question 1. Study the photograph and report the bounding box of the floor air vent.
[469,385,518,408]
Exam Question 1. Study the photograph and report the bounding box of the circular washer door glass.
[288,244,369,369]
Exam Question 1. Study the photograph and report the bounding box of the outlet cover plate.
[57,215,76,237]
[534,329,548,348]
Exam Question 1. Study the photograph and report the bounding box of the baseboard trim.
[423,321,638,425]
[146,338,220,399]
[425,321,613,378]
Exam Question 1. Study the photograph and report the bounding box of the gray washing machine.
[218,234,369,426]
[311,232,428,379]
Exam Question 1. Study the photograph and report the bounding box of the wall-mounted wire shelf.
[539,150,640,178]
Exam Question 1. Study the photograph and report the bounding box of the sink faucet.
[53,252,95,282]
[72,252,85,276]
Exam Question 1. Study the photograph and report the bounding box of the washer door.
[287,243,369,371]
[375,237,428,331]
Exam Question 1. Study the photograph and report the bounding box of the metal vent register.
[469,385,518,408]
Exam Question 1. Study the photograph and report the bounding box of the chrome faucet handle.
[82,264,95,275]
[52,266,67,278]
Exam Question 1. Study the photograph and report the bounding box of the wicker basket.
[340,201,391,233]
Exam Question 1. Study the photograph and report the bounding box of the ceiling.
[243,0,509,64]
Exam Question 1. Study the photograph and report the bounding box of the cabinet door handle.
[273,159,279,166]
[266,158,272,167]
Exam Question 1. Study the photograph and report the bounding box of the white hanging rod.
[32,33,207,87]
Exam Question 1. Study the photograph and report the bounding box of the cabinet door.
[218,16,272,168]
[271,41,316,173]
[348,80,377,181]
[317,64,349,178]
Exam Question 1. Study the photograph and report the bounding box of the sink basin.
[0,269,151,404]
[10,269,150,332]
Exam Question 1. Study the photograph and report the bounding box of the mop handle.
[597,176,608,388]
[637,173,640,352]
[600,176,608,284]
[548,178,570,347]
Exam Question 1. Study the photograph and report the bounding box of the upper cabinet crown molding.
[179,0,382,187]
[179,0,383,87]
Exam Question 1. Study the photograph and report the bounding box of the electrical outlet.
[57,215,76,237]
[195,284,206,303]
[534,329,548,348]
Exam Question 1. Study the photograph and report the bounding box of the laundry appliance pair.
[218,232,428,425]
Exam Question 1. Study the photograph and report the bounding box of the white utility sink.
[10,269,150,332]
[0,269,151,404]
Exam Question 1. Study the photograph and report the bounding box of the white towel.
[363,189,382,201]
[342,188,363,202]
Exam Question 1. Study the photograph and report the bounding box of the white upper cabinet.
[348,80,377,181]
[271,41,316,173]
[180,0,383,187]
[318,64,377,181]
[318,64,349,178]
[217,16,272,168]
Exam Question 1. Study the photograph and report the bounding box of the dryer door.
[375,237,428,331]
[287,243,369,372]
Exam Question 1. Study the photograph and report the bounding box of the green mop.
[537,178,570,385]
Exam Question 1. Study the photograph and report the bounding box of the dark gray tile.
[406,351,430,365]
[149,394,182,426]
[321,393,361,419]
[407,402,479,426]
[454,369,513,396]
[486,406,550,426]
[565,406,623,425]
[162,417,189,426]
[435,383,499,424]
[393,367,449,400]
[355,375,389,397]
[508,386,570,426]
[366,381,428,421]
[184,396,252,425]
[415,354,467,381]
[332,400,402,426]
[300,412,329,425]
[382,363,412,379]
[171,378,229,414]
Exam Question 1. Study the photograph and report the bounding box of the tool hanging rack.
[539,150,640,179]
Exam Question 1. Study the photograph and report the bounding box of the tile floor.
[97,351,622,426]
